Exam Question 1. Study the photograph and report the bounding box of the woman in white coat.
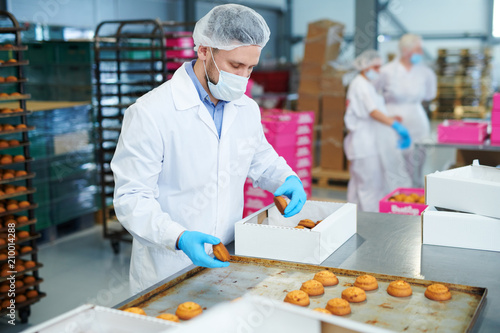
[344,50,412,212]
[111,4,306,295]
[376,34,437,187]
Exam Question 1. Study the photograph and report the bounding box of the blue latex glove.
[273,175,307,218]
[177,231,230,268]
[391,121,412,149]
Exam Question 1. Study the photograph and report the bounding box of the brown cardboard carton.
[320,95,346,170]
[303,20,344,64]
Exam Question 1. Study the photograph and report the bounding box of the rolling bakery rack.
[0,10,45,323]
[94,19,195,254]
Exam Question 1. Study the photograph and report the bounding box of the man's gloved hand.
[177,231,230,268]
[274,175,307,218]
[391,121,412,149]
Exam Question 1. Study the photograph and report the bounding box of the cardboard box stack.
[491,93,500,144]
[243,110,315,217]
[296,19,347,170]
[422,160,500,252]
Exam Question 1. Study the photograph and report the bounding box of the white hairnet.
[353,50,382,71]
[399,34,422,53]
[193,4,270,51]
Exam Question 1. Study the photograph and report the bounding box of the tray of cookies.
[115,256,486,333]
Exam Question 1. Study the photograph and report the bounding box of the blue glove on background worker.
[178,231,230,268]
[391,121,412,149]
[274,175,307,217]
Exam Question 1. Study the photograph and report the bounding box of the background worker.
[344,50,412,212]
[376,34,437,187]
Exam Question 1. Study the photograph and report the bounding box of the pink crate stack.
[165,32,195,59]
[243,109,314,217]
[491,93,500,144]
[437,120,488,144]
[379,188,427,216]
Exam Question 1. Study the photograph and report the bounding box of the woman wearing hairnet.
[376,34,437,187]
[344,50,411,212]
[111,4,306,294]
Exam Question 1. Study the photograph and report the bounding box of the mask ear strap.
[209,47,221,73]
[202,59,211,84]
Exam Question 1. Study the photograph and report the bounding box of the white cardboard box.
[235,200,357,264]
[425,160,500,219]
[22,304,178,333]
[422,206,500,252]
[165,295,393,333]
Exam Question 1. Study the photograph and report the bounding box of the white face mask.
[365,69,379,82]
[204,48,249,101]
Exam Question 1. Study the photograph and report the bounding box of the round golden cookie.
[294,225,305,229]
[387,280,413,297]
[341,287,366,303]
[313,270,339,287]
[326,298,351,316]
[354,274,378,291]
[274,196,287,215]
[425,284,451,301]
[156,313,180,322]
[284,290,310,307]
[123,307,146,315]
[300,279,325,296]
[175,301,203,320]
[298,219,316,229]
[313,308,332,315]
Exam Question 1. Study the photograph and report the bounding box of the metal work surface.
[416,137,500,152]
[117,212,500,332]
[118,255,485,333]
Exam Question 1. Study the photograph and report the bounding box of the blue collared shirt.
[185,60,226,138]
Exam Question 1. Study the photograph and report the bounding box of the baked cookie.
[313,308,332,315]
[354,274,378,291]
[341,287,366,303]
[175,301,203,320]
[387,280,412,297]
[213,242,231,262]
[294,225,305,229]
[284,290,310,307]
[425,284,451,301]
[274,196,287,215]
[156,313,180,322]
[300,279,325,296]
[298,219,316,229]
[326,298,351,316]
[313,270,339,286]
[123,307,146,315]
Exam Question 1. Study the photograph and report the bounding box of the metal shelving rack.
[94,19,194,254]
[0,10,45,323]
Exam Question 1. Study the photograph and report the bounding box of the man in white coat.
[111,4,306,295]
[376,34,437,187]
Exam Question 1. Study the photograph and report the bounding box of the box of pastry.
[379,187,427,215]
[235,200,357,264]
[425,160,500,219]
[22,304,178,333]
[421,206,500,252]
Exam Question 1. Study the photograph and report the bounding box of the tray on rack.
[116,256,487,333]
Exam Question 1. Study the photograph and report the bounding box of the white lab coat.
[344,74,408,212]
[111,63,295,295]
[377,60,437,187]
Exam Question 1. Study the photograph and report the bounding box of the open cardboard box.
[425,160,500,219]
[421,206,500,252]
[235,200,357,265]
[23,304,178,333]
[165,295,393,333]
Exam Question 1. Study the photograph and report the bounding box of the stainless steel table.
[120,212,500,332]
[416,137,500,152]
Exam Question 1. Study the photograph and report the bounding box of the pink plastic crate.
[491,125,500,144]
[437,121,487,144]
[379,188,427,216]
[167,62,184,70]
[296,145,312,158]
[492,92,500,109]
[166,49,195,59]
[492,112,500,125]
[296,134,312,147]
[294,156,312,169]
[165,32,194,47]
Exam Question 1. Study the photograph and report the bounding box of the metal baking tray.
[116,256,486,333]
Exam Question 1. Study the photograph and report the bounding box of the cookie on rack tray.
[313,270,339,287]
[326,298,351,316]
[300,279,325,296]
[284,290,310,307]
[123,307,146,315]
[341,287,366,303]
[387,280,412,297]
[156,313,180,322]
[175,301,203,320]
[425,284,451,301]
[354,274,378,291]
